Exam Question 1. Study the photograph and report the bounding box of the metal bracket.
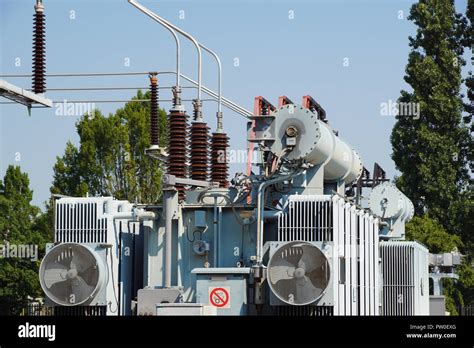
[162,174,217,188]
[0,79,52,107]
[145,145,168,162]
[302,95,326,122]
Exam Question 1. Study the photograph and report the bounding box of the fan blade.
[269,256,297,283]
[297,244,324,273]
[296,275,323,304]
[269,265,296,283]
[71,249,89,273]
[272,255,297,268]
[43,265,68,288]
[48,280,70,302]
[70,276,94,303]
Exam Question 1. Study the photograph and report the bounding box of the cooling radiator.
[380,241,429,315]
[51,197,136,316]
[277,195,380,315]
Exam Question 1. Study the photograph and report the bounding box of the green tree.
[51,90,167,203]
[443,260,474,315]
[406,214,474,315]
[0,166,51,315]
[463,0,473,127]
[391,0,474,311]
[406,215,462,253]
[459,0,474,253]
[390,0,472,242]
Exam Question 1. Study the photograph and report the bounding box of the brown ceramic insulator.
[149,74,159,146]
[190,122,210,182]
[32,10,46,94]
[211,132,229,188]
[167,110,189,200]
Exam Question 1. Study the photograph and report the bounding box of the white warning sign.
[208,286,230,309]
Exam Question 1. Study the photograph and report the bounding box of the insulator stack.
[32,1,46,94]
[211,132,229,188]
[149,73,159,146]
[167,111,189,200]
[190,122,210,182]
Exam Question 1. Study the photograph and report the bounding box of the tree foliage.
[443,260,474,315]
[391,0,474,310]
[390,0,473,244]
[51,90,167,203]
[406,215,462,253]
[406,214,474,314]
[0,166,51,314]
[464,0,473,125]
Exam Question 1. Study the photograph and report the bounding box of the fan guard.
[268,241,330,306]
[39,243,107,306]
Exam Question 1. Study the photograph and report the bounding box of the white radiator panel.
[380,241,429,315]
[277,195,380,316]
[358,211,365,315]
[278,196,333,242]
[53,196,134,316]
[55,200,108,243]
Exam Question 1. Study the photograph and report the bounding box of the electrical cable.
[0,72,151,77]
[108,248,119,314]
[186,226,206,243]
[0,98,218,105]
[29,86,197,91]
[0,71,253,117]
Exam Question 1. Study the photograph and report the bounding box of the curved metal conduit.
[129,1,226,128]
[128,0,181,89]
[128,0,204,121]
[156,72,252,118]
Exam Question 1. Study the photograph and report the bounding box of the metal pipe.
[135,210,156,220]
[199,43,223,130]
[111,208,156,221]
[162,174,212,188]
[218,206,223,267]
[128,1,202,105]
[263,210,282,220]
[128,0,180,88]
[255,171,302,264]
[213,196,218,267]
[163,189,175,288]
[170,72,252,118]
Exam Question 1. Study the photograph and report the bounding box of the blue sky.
[0,0,470,208]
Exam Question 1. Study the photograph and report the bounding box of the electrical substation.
[1,0,460,317]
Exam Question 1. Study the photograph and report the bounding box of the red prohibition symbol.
[209,287,229,307]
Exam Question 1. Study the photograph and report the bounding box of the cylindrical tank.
[369,182,414,222]
[270,104,363,184]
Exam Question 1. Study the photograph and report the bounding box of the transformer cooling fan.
[268,241,330,306]
[39,243,107,306]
